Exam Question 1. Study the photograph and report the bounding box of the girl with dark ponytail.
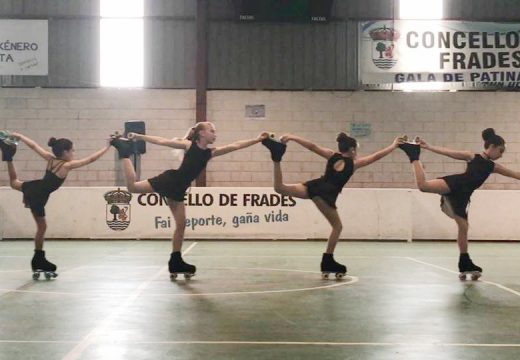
[262,131,404,279]
[399,128,514,280]
[0,131,111,279]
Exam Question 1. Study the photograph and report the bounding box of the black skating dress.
[304,153,355,209]
[148,141,212,202]
[439,154,495,219]
[22,160,66,217]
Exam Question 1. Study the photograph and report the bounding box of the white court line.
[0,340,77,344]
[1,339,520,347]
[0,268,358,297]
[107,255,406,258]
[0,289,84,296]
[404,257,520,298]
[86,340,520,348]
[61,242,198,360]
[205,266,325,273]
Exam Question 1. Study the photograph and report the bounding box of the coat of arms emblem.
[104,188,132,231]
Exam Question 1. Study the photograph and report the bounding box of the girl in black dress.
[0,132,111,278]
[399,128,514,279]
[262,133,403,278]
[111,121,268,279]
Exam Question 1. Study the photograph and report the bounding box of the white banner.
[0,20,48,75]
[360,20,520,87]
[0,187,411,240]
[2,187,520,241]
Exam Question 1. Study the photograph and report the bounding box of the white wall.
[1,89,520,190]
[1,187,519,241]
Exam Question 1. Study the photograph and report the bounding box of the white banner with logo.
[1,187,520,240]
[360,20,520,87]
[0,20,48,75]
[0,187,411,240]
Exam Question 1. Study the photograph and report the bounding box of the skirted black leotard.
[22,160,66,217]
[148,141,212,202]
[440,154,495,219]
[304,153,355,209]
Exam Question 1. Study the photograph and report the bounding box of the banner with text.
[3,187,520,240]
[360,20,520,89]
[0,187,410,240]
[0,20,48,75]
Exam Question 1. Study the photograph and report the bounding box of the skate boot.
[0,132,17,161]
[169,251,196,280]
[0,130,20,145]
[398,141,420,162]
[110,134,134,159]
[262,135,286,162]
[31,250,58,280]
[320,253,347,280]
[458,253,482,281]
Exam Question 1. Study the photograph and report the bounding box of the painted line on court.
[205,266,333,273]
[109,340,520,348]
[1,339,520,347]
[61,242,198,360]
[0,267,358,297]
[0,340,77,344]
[106,255,406,258]
[404,257,520,298]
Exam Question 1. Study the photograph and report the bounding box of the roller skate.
[0,130,20,145]
[262,134,286,162]
[458,253,482,281]
[398,135,420,162]
[0,131,18,161]
[320,253,347,280]
[31,250,58,280]
[110,132,134,159]
[169,251,196,280]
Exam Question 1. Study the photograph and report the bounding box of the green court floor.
[0,240,519,360]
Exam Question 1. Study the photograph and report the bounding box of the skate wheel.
[32,272,40,280]
[458,273,467,281]
[471,273,481,281]
[321,273,329,280]
[184,273,193,280]
[44,272,52,280]
[335,273,345,280]
[170,273,178,280]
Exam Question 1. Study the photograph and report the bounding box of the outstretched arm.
[128,132,190,149]
[418,138,473,161]
[493,163,520,180]
[10,132,54,161]
[354,137,403,170]
[280,134,334,159]
[212,132,268,157]
[65,141,112,170]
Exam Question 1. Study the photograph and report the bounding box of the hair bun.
[482,128,496,141]
[336,132,349,142]
[48,137,57,147]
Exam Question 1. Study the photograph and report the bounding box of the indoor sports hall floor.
[0,240,519,360]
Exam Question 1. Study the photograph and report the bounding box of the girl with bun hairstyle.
[262,132,404,278]
[0,132,111,279]
[111,121,269,279]
[399,128,511,280]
